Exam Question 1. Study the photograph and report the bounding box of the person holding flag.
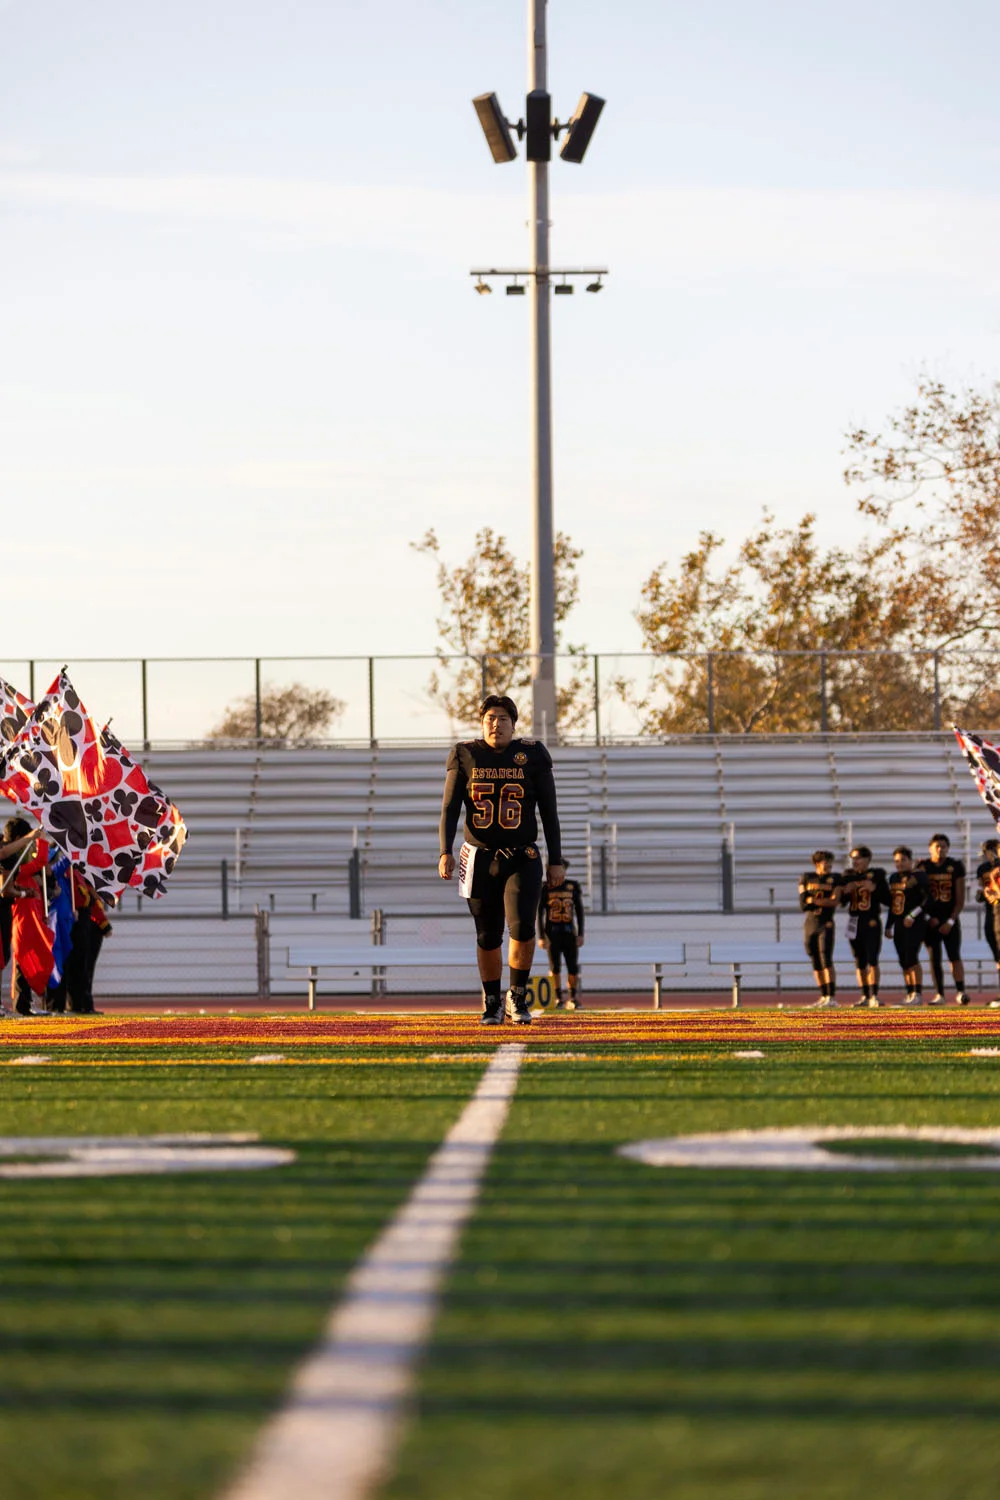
[3,816,52,1015]
[0,819,44,1003]
[63,870,112,1015]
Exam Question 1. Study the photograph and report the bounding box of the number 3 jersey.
[439,738,563,863]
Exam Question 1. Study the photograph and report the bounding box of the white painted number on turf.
[619,1126,1000,1172]
[0,1134,295,1179]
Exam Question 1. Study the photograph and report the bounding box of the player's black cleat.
[507,988,533,1025]
[480,996,506,1025]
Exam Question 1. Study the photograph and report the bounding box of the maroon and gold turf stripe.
[3,1011,1000,1047]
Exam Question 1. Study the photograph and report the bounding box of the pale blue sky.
[3,0,1000,681]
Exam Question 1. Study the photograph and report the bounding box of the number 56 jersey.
[439,738,563,863]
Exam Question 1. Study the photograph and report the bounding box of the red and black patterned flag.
[954,726,1000,828]
[100,726,187,897]
[0,671,187,902]
[0,674,34,749]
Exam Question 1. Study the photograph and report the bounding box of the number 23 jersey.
[439,738,563,861]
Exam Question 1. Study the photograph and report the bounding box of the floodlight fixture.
[586,277,603,293]
[474,278,493,295]
[472,92,518,163]
[560,92,605,164]
[525,88,552,162]
[554,280,573,295]
[506,280,526,296]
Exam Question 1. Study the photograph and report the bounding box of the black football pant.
[803,918,835,972]
[468,847,544,949]
[849,920,882,971]
[892,917,926,973]
[547,928,580,977]
[925,919,962,995]
[985,905,1000,966]
[65,920,103,1014]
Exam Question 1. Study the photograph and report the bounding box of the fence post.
[255,906,271,1002]
[933,651,942,731]
[221,859,229,920]
[371,907,386,998]
[368,657,376,745]
[254,659,262,740]
[706,653,715,734]
[234,827,244,915]
[28,660,34,701]
[141,659,149,749]
[599,844,609,914]
[721,839,734,913]
[348,847,362,919]
[593,654,601,744]
[819,652,828,734]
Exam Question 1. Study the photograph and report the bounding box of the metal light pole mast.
[471,9,605,744]
[528,0,557,743]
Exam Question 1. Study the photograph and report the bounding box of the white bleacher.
[597,744,726,909]
[137,749,258,913]
[363,747,448,914]
[242,747,374,911]
[126,734,998,929]
[720,740,842,908]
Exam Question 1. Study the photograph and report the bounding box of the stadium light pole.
[472,0,605,743]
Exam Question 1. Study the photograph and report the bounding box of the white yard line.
[221,1042,527,1500]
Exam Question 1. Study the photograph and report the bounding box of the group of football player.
[799,833,1000,1009]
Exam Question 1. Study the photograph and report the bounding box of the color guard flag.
[0,674,33,747]
[0,671,186,903]
[954,726,1000,828]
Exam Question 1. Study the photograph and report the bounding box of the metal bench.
[709,938,1000,1007]
[707,943,818,1008]
[286,943,686,1011]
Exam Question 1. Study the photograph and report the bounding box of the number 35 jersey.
[439,738,563,863]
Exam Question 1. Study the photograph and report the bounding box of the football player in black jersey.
[799,850,841,1007]
[538,860,585,1009]
[975,838,1000,1007]
[841,845,891,1008]
[886,846,930,1005]
[439,695,564,1025]
[916,833,970,1006]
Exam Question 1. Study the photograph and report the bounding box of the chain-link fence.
[4,650,999,744]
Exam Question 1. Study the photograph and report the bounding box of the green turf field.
[4,1032,1000,1500]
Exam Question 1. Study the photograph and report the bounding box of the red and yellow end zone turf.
[3,1010,1000,1048]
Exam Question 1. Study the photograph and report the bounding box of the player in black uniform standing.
[841,845,891,1008]
[917,833,970,1006]
[886,846,930,1005]
[799,850,841,1007]
[975,838,1000,1007]
[538,861,585,1009]
[439,695,564,1025]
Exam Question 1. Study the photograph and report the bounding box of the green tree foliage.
[628,376,1000,735]
[630,513,929,733]
[412,527,590,734]
[208,682,344,742]
[845,376,1000,724]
